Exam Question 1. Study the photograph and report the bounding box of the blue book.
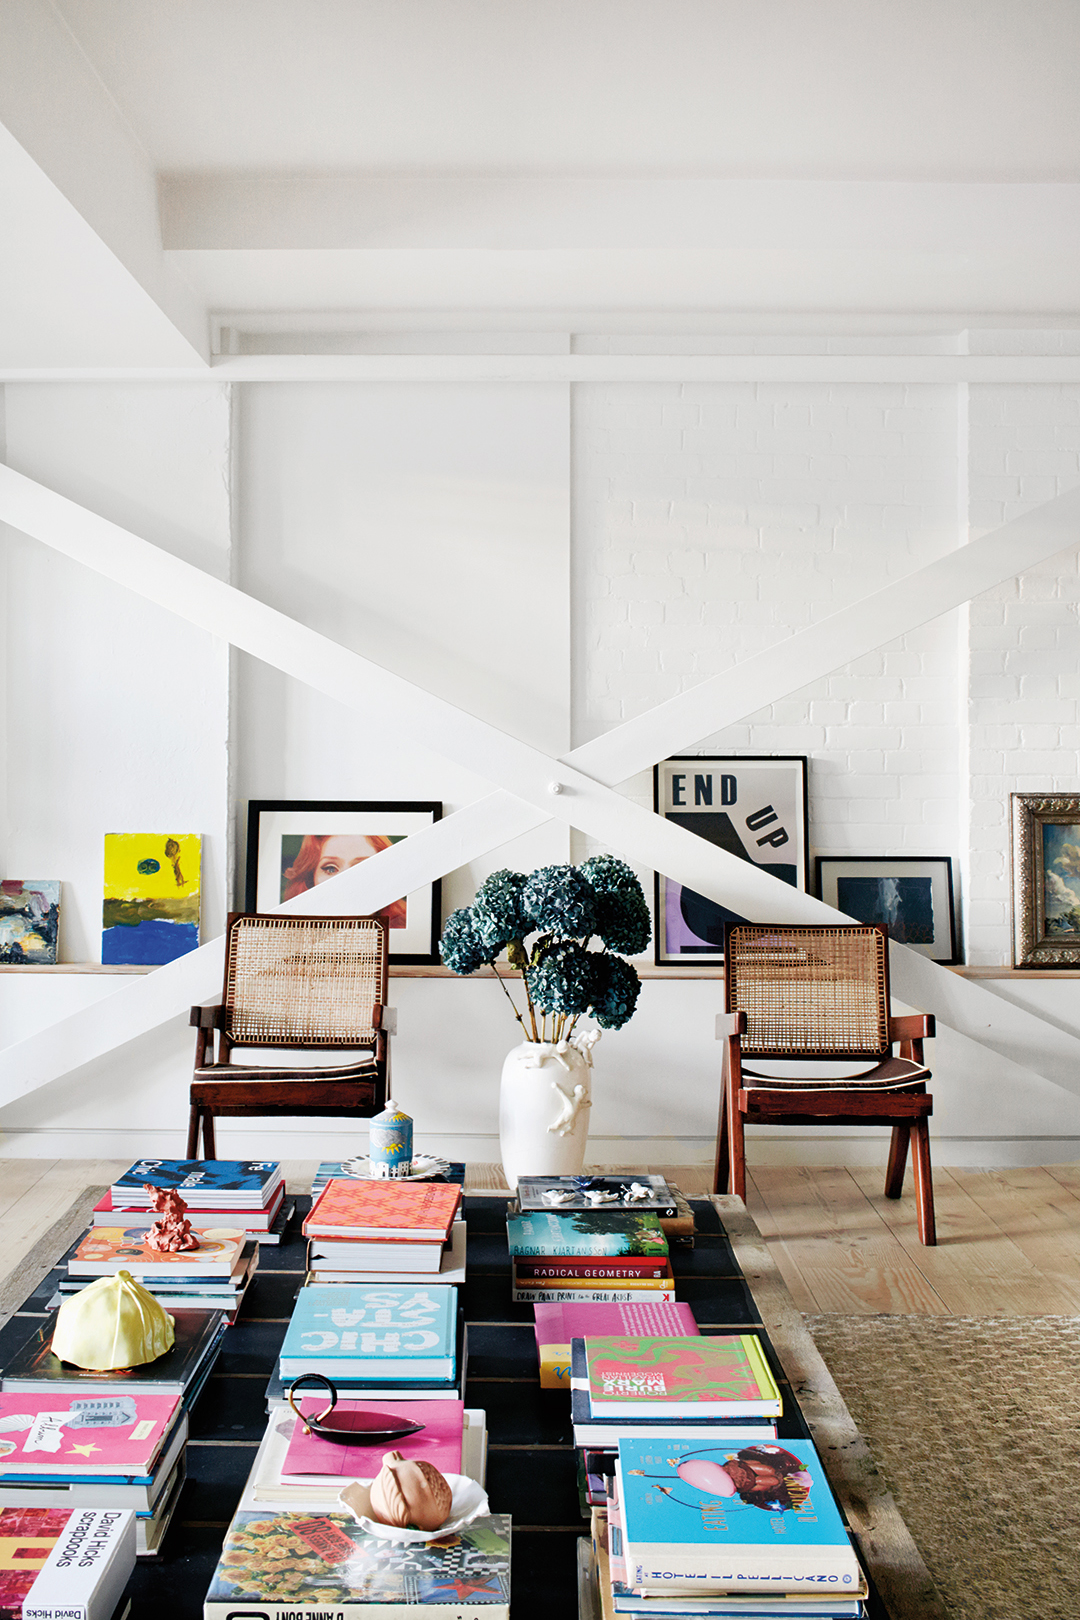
[506,1209,668,1258]
[617,1436,863,1596]
[111,1159,281,1203]
[279,1284,458,1380]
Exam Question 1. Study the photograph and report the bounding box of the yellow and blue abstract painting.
[0,880,60,963]
[102,834,200,965]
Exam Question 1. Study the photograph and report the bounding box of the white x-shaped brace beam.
[2,461,1080,1111]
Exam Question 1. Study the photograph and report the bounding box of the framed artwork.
[815,856,959,964]
[103,834,201,965]
[245,800,442,964]
[652,755,809,965]
[0,880,60,964]
[1011,793,1080,967]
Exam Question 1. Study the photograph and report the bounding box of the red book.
[92,1187,284,1231]
[514,1255,669,1280]
[303,1178,462,1241]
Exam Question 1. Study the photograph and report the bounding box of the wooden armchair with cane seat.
[188,912,391,1159]
[714,922,937,1245]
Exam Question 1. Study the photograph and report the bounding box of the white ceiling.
[3,0,1080,369]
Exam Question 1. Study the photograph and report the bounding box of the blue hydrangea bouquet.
[439,856,650,1043]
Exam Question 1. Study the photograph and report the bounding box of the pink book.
[533,1300,698,1388]
[0,1391,182,1477]
[281,1399,464,1480]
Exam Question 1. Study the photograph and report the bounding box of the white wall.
[2,357,1079,1168]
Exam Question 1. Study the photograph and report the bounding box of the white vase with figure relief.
[498,1028,600,1191]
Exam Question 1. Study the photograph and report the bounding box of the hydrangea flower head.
[472,868,530,953]
[526,940,595,1015]
[579,853,651,956]
[439,906,489,976]
[589,951,642,1029]
[522,863,598,938]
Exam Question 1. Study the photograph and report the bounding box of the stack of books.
[512,1173,696,1250]
[0,1390,188,1558]
[571,1332,782,1508]
[587,1433,866,1620]
[269,1281,465,1408]
[92,1157,292,1244]
[302,1176,464,1285]
[0,1308,227,1557]
[0,1505,136,1619]
[57,1227,258,1319]
[507,1207,675,1304]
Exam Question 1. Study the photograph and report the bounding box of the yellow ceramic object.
[51,1269,175,1370]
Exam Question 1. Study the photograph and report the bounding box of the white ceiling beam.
[11,355,1080,384]
[161,176,1080,254]
[0,0,207,364]
[4,466,1080,1111]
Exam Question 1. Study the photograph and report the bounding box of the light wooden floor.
[1,1158,1078,1318]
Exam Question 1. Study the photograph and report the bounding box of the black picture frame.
[652,755,810,965]
[815,855,960,965]
[244,799,442,965]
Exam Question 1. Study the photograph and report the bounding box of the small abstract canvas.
[0,881,60,963]
[102,834,200,965]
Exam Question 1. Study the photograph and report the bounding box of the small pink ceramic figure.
[143,1185,200,1252]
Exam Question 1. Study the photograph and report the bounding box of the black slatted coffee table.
[0,1193,904,1620]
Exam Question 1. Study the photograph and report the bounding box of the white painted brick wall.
[572,381,962,904]
[964,384,1080,964]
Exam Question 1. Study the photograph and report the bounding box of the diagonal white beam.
[3,466,1080,1110]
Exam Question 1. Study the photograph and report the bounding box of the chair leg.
[728,1086,747,1204]
[912,1118,937,1246]
[186,1105,201,1159]
[713,1057,731,1195]
[202,1111,217,1161]
[884,1124,910,1199]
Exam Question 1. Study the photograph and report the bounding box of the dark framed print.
[1011,793,1080,967]
[816,855,959,964]
[245,800,442,964]
[652,755,809,965]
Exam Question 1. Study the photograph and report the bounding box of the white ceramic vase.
[498,1029,600,1191]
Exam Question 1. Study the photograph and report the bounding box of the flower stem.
[489,960,529,1036]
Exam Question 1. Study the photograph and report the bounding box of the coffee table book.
[0,1415,188,1518]
[307,1219,467,1285]
[516,1175,679,1218]
[67,1228,247,1280]
[110,1158,282,1207]
[513,1273,676,1305]
[0,1505,136,1620]
[202,1507,511,1618]
[506,1209,668,1258]
[584,1333,782,1419]
[304,1178,462,1241]
[278,1283,458,1381]
[1,1308,227,1402]
[92,1183,285,1231]
[616,1437,863,1597]
[534,1299,698,1391]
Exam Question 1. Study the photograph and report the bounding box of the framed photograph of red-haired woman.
[244,799,442,963]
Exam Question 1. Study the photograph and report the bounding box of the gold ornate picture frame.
[1010,792,1080,967]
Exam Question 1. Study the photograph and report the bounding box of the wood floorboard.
[945,1166,1080,1311]
[749,1165,949,1314]
[847,1164,1073,1315]
[743,1171,822,1314]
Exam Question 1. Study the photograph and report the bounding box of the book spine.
[514,1259,668,1279]
[513,1287,676,1304]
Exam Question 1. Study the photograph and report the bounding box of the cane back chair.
[188,912,390,1158]
[715,923,937,1244]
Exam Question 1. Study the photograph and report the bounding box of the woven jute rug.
[806,1314,1080,1620]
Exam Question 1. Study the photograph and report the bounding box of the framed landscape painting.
[245,799,442,964]
[653,755,809,965]
[0,880,60,964]
[1011,793,1080,967]
[102,834,201,965]
[816,856,959,963]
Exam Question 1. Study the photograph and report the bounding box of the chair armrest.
[889,1013,936,1041]
[715,1010,747,1039]
[189,1004,225,1029]
[372,1005,398,1036]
